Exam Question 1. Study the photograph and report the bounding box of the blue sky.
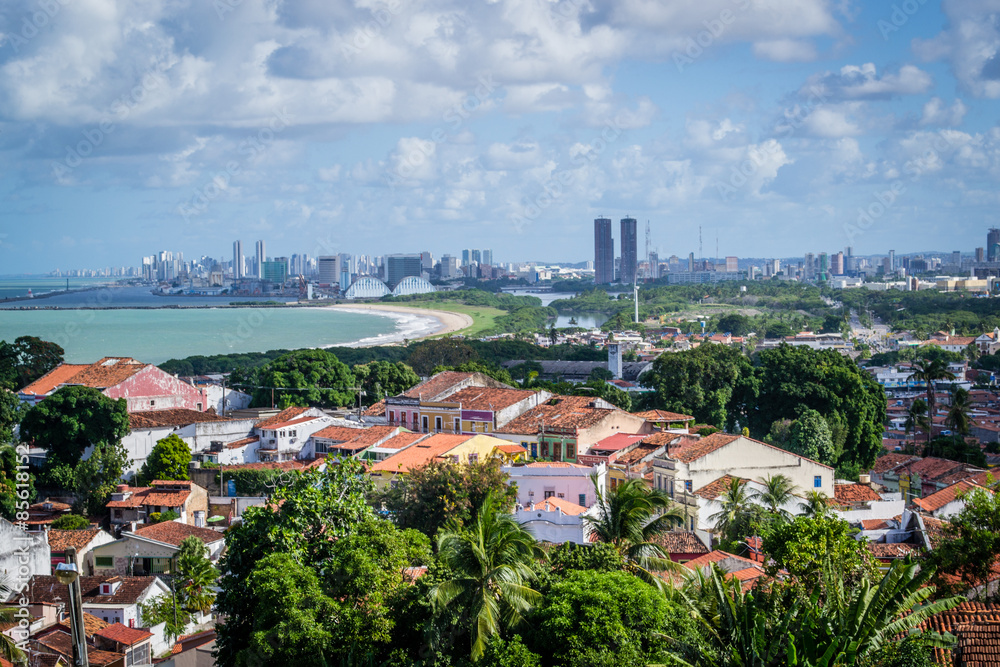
[1,0,999,273]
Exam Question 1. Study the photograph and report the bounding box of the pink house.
[19,357,209,412]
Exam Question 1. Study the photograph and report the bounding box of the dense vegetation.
[839,287,1000,337]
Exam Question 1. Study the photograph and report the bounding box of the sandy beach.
[326,303,473,341]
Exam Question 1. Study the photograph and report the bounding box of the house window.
[435,416,442,431]
[422,416,429,432]
[149,400,155,407]
[814,475,822,488]
[469,453,479,464]
[196,402,203,411]
[565,444,575,460]
[541,442,549,458]
[685,480,693,492]
[578,493,587,506]
[454,419,461,433]
[544,490,555,499]
[530,443,537,458]
[95,556,113,568]
[389,411,395,422]
[315,441,328,454]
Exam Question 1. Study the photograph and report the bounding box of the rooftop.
[369,433,473,473]
[254,406,311,430]
[93,622,153,646]
[633,409,695,423]
[25,575,160,605]
[913,480,989,513]
[495,396,621,434]
[446,386,539,411]
[652,531,709,554]
[693,475,745,500]
[525,497,588,515]
[20,357,147,395]
[833,483,882,504]
[131,521,224,547]
[47,529,105,552]
[870,452,921,475]
[129,408,231,429]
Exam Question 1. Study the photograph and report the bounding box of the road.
[849,309,891,354]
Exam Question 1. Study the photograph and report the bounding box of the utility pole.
[634,279,639,324]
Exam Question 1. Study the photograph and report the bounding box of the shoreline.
[327,303,474,343]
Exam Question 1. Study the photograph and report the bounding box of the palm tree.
[0,574,27,665]
[429,492,543,661]
[909,358,956,437]
[903,398,929,450]
[708,477,753,543]
[945,387,972,446]
[584,476,686,586]
[752,474,797,521]
[798,490,831,518]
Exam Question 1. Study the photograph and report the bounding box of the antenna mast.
[699,225,703,262]
[645,220,651,279]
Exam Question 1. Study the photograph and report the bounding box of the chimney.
[858,474,872,487]
[116,484,128,492]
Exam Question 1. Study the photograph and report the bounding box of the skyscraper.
[726,256,738,273]
[619,217,638,285]
[594,218,614,284]
[386,254,423,287]
[233,240,244,280]
[255,240,266,279]
[471,249,482,264]
[318,256,341,285]
[462,249,472,266]
[832,251,844,275]
[888,249,895,273]
[481,249,493,266]
[989,229,1000,261]
[648,252,659,279]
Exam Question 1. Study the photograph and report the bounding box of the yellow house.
[368,433,513,488]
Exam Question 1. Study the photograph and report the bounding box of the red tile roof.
[25,575,160,605]
[589,433,648,453]
[224,435,258,449]
[859,519,891,531]
[93,622,152,646]
[47,529,105,552]
[693,475,745,500]
[311,425,367,441]
[683,550,760,572]
[494,444,527,455]
[32,628,124,667]
[19,364,89,395]
[313,425,399,452]
[377,432,428,450]
[953,621,1000,665]
[834,483,882,504]
[913,480,989,513]
[362,399,386,417]
[866,542,918,558]
[369,434,473,473]
[495,396,624,434]
[633,409,695,422]
[132,521,224,547]
[652,531,709,555]
[671,433,741,463]
[129,409,231,429]
[260,414,322,431]
[445,386,539,411]
[55,612,109,639]
[870,453,921,475]
[920,601,1000,665]
[106,484,192,509]
[254,407,310,429]
[903,457,969,482]
[401,371,488,400]
[526,497,587,515]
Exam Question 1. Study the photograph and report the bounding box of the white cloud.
[804,63,933,100]
[920,97,968,127]
[753,39,818,62]
[802,104,863,137]
[913,0,1000,99]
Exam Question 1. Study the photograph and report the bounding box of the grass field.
[401,302,506,337]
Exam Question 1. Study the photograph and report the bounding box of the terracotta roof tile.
[446,386,539,411]
[128,408,231,429]
[589,433,648,453]
[254,407,309,429]
[683,550,760,572]
[954,620,1000,665]
[376,432,428,451]
[633,409,695,422]
[32,629,124,667]
[903,457,970,482]
[671,433,741,463]
[834,484,882,504]
[860,519,891,531]
[19,364,89,395]
[93,622,152,646]
[494,443,527,455]
[25,575,160,606]
[131,521,224,547]
[47,529,105,552]
[311,425,368,441]
[526,497,587,515]
[55,612,108,639]
[920,601,1000,665]
[369,433,473,473]
[652,531,709,555]
[224,435,258,449]
[259,415,322,431]
[693,475,745,500]
[920,514,948,549]
[870,453,921,475]
[495,396,623,434]
[362,399,386,417]
[401,371,488,400]
[866,542,918,558]
[913,480,989,513]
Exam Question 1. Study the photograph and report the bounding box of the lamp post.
[55,548,90,667]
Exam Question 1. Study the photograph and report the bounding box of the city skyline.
[1,2,998,273]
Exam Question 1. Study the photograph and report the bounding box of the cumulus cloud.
[803,63,933,100]
[913,0,1000,98]
[920,97,968,127]
[753,39,818,62]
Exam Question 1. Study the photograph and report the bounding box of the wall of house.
[514,508,589,544]
[440,435,510,464]
[503,464,605,508]
[0,518,50,579]
[106,366,208,412]
[577,411,649,451]
[682,437,834,497]
[185,419,258,454]
[202,385,252,414]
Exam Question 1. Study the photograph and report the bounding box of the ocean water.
[0,276,113,301]
[0,300,439,364]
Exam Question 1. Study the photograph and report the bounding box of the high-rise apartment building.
[255,240,266,279]
[318,256,341,285]
[386,254,423,287]
[594,218,614,284]
[481,249,493,266]
[262,258,288,283]
[888,249,895,273]
[619,217,638,285]
[832,251,844,275]
[726,256,738,273]
[648,252,659,279]
[462,249,472,266]
[471,249,482,264]
[989,229,1000,261]
[804,252,815,280]
[976,247,985,263]
[951,251,962,267]
[688,252,695,272]
[233,240,244,280]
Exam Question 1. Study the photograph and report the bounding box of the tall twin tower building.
[594,217,637,284]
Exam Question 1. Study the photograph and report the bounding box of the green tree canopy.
[73,442,131,515]
[750,345,886,470]
[0,336,65,391]
[250,349,356,408]
[215,459,430,665]
[0,390,21,446]
[639,343,755,430]
[176,536,218,614]
[762,515,879,588]
[49,514,89,530]
[19,386,129,471]
[372,459,517,537]
[139,434,191,484]
[351,360,420,404]
[0,444,33,522]
[926,485,1000,596]
[407,338,479,375]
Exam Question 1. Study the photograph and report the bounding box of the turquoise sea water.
[0,305,419,364]
[0,276,113,301]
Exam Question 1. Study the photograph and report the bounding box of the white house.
[252,407,332,462]
[912,479,989,519]
[503,461,606,509]
[93,521,226,576]
[23,574,170,627]
[514,497,598,544]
